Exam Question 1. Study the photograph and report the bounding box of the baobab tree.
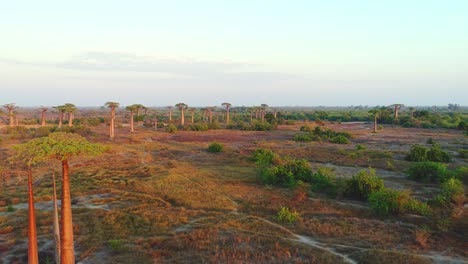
[105,102,119,139]
[175,103,188,126]
[126,104,140,132]
[408,107,416,119]
[206,107,215,124]
[3,103,17,127]
[189,108,196,124]
[39,107,48,126]
[222,102,232,124]
[52,172,60,264]
[54,105,67,128]
[390,104,404,120]
[63,104,77,127]
[369,108,383,133]
[11,138,53,264]
[46,132,104,264]
[260,104,269,122]
[167,106,174,122]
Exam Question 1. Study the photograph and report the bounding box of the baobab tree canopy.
[11,137,52,167]
[46,132,105,161]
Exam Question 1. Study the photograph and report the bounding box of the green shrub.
[108,239,123,252]
[404,199,432,216]
[251,148,278,165]
[293,133,313,142]
[260,159,312,187]
[407,162,449,183]
[207,142,224,153]
[426,144,451,162]
[368,188,403,216]
[405,144,428,162]
[459,149,468,159]
[187,123,209,131]
[346,168,384,200]
[209,120,221,130]
[310,167,336,196]
[276,207,299,223]
[284,159,313,182]
[330,135,350,144]
[355,144,367,151]
[440,178,465,206]
[300,125,314,133]
[166,124,178,133]
[7,204,14,212]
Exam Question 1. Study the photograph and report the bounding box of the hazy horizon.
[1,1,467,106]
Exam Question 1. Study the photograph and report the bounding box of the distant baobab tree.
[390,104,404,119]
[175,103,188,126]
[105,102,120,139]
[54,105,67,128]
[408,107,415,119]
[272,108,278,119]
[3,103,17,127]
[126,104,140,132]
[369,107,386,133]
[222,102,232,124]
[189,108,196,124]
[207,107,215,124]
[63,104,77,127]
[167,106,174,122]
[39,107,48,126]
[260,104,269,122]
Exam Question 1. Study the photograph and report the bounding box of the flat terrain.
[0,122,466,263]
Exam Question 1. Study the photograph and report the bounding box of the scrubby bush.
[251,148,278,165]
[369,189,432,216]
[406,144,428,161]
[438,178,465,206]
[407,162,449,183]
[404,199,432,216]
[260,159,312,187]
[346,168,384,200]
[310,167,336,196]
[293,133,313,142]
[108,239,124,252]
[355,144,367,151]
[166,124,178,133]
[459,149,468,159]
[207,142,224,153]
[186,123,209,131]
[426,144,451,162]
[276,207,299,223]
[330,135,350,144]
[209,120,221,130]
[51,125,94,137]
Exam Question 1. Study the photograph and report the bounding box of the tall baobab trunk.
[130,112,134,132]
[273,110,277,119]
[373,114,378,133]
[61,160,75,264]
[250,112,253,124]
[68,112,73,127]
[169,111,172,121]
[27,167,39,264]
[53,173,61,264]
[110,108,115,139]
[209,111,213,124]
[191,112,194,124]
[261,111,265,123]
[41,111,46,126]
[226,108,230,124]
[153,117,158,131]
[180,110,185,126]
[59,112,64,128]
[15,116,19,126]
[8,110,14,127]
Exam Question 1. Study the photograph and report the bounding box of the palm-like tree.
[206,107,215,124]
[175,103,188,126]
[221,102,232,124]
[105,102,120,139]
[39,107,48,127]
[369,108,382,133]
[166,106,174,122]
[63,104,77,127]
[189,108,196,124]
[260,104,269,122]
[390,104,404,120]
[126,104,140,132]
[3,103,18,127]
[54,105,67,128]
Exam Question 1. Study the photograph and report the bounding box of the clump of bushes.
[166,124,178,133]
[186,123,209,131]
[207,142,224,153]
[310,167,337,196]
[407,161,450,183]
[228,121,273,131]
[345,168,384,200]
[261,159,312,187]
[434,178,465,206]
[294,126,351,144]
[368,189,431,216]
[276,207,299,223]
[405,143,451,162]
[251,148,279,165]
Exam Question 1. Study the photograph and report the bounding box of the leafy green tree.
[63,103,77,127]
[3,103,18,127]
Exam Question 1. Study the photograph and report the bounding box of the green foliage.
[186,123,209,131]
[407,162,449,183]
[7,204,14,212]
[260,159,312,187]
[293,133,313,142]
[369,189,431,216]
[108,239,124,252]
[251,148,278,165]
[51,125,94,137]
[405,144,428,162]
[166,124,178,133]
[276,207,299,223]
[310,167,337,196]
[209,120,221,130]
[207,142,224,153]
[355,144,367,151]
[330,135,350,144]
[439,178,465,206]
[346,168,384,200]
[458,149,468,159]
[426,144,451,162]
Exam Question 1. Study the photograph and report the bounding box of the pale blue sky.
[0,0,467,106]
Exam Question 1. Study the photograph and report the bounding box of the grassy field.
[0,121,466,263]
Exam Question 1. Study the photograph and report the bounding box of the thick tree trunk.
[61,160,75,264]
[169,111,172,121]
[373,114,377,133]
[180,110,185,126]
[28,168,39,264]
[250,112,253,124]
[110,108,115,139]
[41,112,46,126]
[130,112,134,132]
[209,112,213,124]
[191,113,194,124]
[59,112,64,128]
[68,113,73,127]
[153,117,158,130]
[53,173,61,264]
[226,108,230,124]
[8,110,14,126]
